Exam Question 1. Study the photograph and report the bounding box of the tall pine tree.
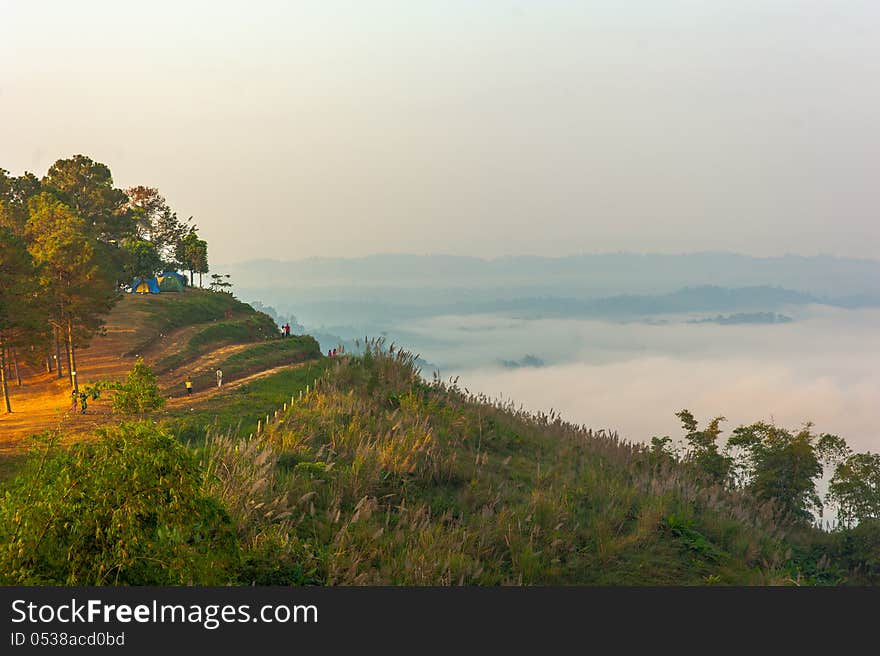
[26,194,117,394]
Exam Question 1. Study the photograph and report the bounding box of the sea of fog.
[390,305,880,454]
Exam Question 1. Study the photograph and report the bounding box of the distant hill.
[221,252,880,299]
[222,253,880,336]
[687,312,794,325]
[448,285,817,319]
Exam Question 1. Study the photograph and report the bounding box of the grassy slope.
[154,314,280,373]
[184,336,320,391]
[126,289,260,355]
[210,346,835,586]
[0,290,321,481]
[164,360,330,443]
[120,290,324,440]
[0,292,844,585]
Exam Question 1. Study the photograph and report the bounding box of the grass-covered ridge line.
[155,314,280,373]
[126,289,261,355]
[164,361,330,443]
[249,346,795,584]
[4,343,876,585]
[178,335,321,392]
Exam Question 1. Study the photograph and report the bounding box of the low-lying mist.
[396,306,879,453]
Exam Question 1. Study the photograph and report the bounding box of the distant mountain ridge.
[221,252,880,299]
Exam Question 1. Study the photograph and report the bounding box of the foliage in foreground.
[0,422,236,585]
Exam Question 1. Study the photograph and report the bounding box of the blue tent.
[131,277,161,294]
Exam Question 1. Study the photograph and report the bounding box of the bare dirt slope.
[0,293,296,454]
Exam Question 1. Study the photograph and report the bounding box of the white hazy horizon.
[3,1,880,263]
[389,306,880,453]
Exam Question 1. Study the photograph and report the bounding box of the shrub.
[111,357,165,414]
[0,422,238,584]
[675,410,734,486]
[831,520,880,584]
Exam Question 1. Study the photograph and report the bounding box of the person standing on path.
[185,377,193,395]
[71,389,78,413]
[216,369,223,388]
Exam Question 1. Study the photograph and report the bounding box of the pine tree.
[0,227,40,412]
[26,194,117,394]
[42,155,133,244]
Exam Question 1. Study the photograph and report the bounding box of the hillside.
[0,291,874,585]
[0,289,321,455]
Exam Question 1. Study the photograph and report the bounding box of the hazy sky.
[3,1,879,263]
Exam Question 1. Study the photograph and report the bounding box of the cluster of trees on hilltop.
[0,155,210,412]
[652,411,880,530]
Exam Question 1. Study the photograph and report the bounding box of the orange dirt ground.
[0,296,281,455]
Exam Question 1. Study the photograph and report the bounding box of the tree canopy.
[0,154,211,411]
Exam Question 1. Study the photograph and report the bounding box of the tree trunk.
[199,272,203,288]
[0,334,11,413]
[46,352,52,374]
[189,270,194,286]
[11,347,21,386]
[67,319,78,395]
[55,327,64,379]
[63,332,70,384]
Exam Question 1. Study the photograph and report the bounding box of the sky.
[2,1,879,264]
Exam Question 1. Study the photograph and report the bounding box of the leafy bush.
[0,422,238,584]
[111,357,165,414]
[830,520,880,584]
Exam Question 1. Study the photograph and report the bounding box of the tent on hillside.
[131,277,160,294]
[158,271,187,286]
[157,272,185,292]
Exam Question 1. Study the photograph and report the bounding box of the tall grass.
[204,339,825,585]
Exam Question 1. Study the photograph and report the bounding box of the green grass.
[0,454,26,486]
[163,359,331,443]
[155,314,279,373]
[200,344,837,585]
[2,331,866,585]
[126,290,262,354]
[183,335,321,390]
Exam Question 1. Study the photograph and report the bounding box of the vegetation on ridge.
[3,343,878,585]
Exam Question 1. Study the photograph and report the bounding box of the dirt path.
[161,343,254,391]
[0,297,274,452]
[139,310,253,368]
[0,288,319,455]
[0,302,153,448]
[163,362,306,409]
